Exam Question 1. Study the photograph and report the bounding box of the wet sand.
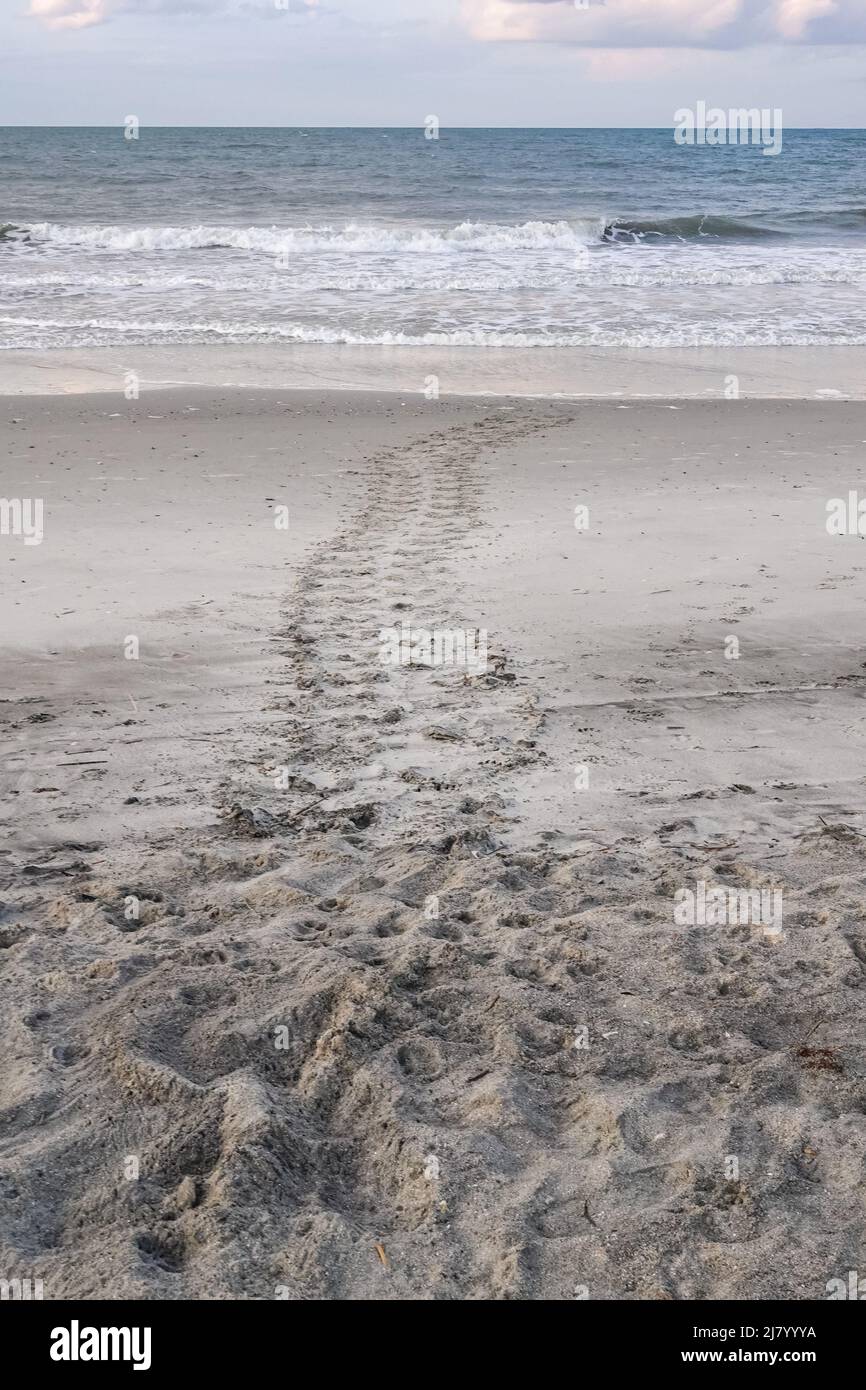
[3,343,866,399]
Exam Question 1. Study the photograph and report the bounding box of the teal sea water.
[1,127,865,349]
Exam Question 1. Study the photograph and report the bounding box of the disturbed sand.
[1,389,866,1299]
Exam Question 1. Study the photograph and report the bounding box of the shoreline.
[3,343,866,399]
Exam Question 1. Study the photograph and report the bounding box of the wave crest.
[603,214,783,243]
[20,218,606,255]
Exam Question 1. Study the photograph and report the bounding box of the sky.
[1,0,865,126]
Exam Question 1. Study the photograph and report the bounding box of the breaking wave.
[3,314,865,349]
[16,219,607,255]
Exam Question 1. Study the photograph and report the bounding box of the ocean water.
[1,127,865,351]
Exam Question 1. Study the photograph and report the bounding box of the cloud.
[27,0,112,27]
[459,0,864,47]
[25,0,327,25]
[23,0,863,44]
[774,0,837,40]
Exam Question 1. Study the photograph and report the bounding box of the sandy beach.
[2,386,865,1299]
[3,343,866,400]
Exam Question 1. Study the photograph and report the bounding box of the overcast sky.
[2,0,865,126]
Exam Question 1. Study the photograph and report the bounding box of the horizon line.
[1,123,864,131]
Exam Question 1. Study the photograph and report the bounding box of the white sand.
[3,343,866,399]
[1,388,865,1299]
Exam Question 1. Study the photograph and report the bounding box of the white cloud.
[22,0,865,47]
[25,0,317,21]
[774,0,837,40]
[458,0,863,47]
[28,0,113,27]
[26,0,231,26]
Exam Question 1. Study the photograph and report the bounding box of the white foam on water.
[3,217,865,349]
